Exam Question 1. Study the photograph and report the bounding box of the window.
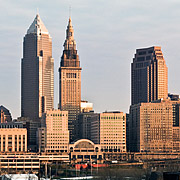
[40,50,43,56]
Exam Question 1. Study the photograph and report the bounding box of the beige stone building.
[21,14,54,120]
[0,128,27,152]
[59,18,81,142]
[38,109,69,152]
[131,46,168,105]
[69,139,103,163]
[90,112,126,152]
[129,99,180,152]
[100,112,126,152]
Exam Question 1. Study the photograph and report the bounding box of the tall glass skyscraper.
[21,14,54,120]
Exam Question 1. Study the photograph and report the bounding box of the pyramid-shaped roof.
[27,14,49,35]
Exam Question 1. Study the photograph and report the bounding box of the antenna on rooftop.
[37,8,39,15]
[69,5,72,18]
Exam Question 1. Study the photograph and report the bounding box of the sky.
[1,0,180,119]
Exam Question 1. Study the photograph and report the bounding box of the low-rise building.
[69,139,103,164]
[0,122,27,152]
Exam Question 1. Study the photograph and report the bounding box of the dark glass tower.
[131,46,168,105]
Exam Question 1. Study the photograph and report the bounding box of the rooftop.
[27,14,49,35]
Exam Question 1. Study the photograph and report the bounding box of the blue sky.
[1,0,180,119]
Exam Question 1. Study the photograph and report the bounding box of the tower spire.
[64,17,76,51]
[59,16,82,142]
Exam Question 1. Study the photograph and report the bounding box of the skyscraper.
[131,46,168,105]
[59,17,81,142]
[21,14,54,120]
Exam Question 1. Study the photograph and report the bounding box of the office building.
[91,111,126,152]
[0,122,27,152]
[0,105,12,123]
[78,111,99,140]
[21,14,54,120]
[129,99,180,152]
[100,112,126,152]
[38,109,69,152]
[17,117,40,151]
[59,17,81,142]
[131,46,168,105]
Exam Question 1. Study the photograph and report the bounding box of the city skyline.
[1,0,180,119]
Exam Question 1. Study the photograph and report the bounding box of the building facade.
[21,14,54,120]
[131,46,168,105]
[99,112,126,152]
[38,109,69,152]
[78,111,126,151]
[69,139,103,164]
[78,111,99,141]
[0,123,27,152]
[59,18,81,142]
[17,117,40,151]
[129,99,180,152]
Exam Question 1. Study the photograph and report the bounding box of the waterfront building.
[129,99,180,152]
[131,46,168,105]
[69,139,103,164]
[0,153,40,174]
[59,17,82,142]
[0,105,12,123]
[21,14,54,120]
[38,109,69,152]
[0,122,27,152]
